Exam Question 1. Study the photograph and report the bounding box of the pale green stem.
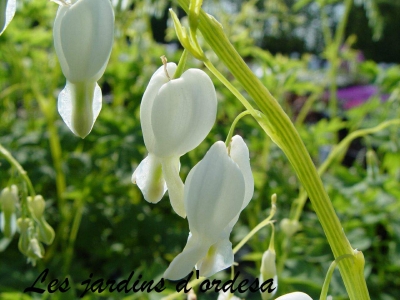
[173,49,188,79]
[320,254,354,300]
[327,0,353,119]
[268,223,275,251]
[0,144,36,198]
[233,194,276,255]
[295,87,324,126]
[63,195,85,275]
[320,6,332,46]
[225,110,252,147]
[33,89,69,267]
[203,59,257,115]
[176,1,370,299]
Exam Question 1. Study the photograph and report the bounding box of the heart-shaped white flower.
[132,63,217,218]
[53,0,114,138]
[164,136,254,280]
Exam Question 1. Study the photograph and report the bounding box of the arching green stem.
[175,1,370,299]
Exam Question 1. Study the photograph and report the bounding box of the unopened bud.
[17,218,33,256]
[28,195,45,220]
[280,218,301,237]
[0,186,19,238]
[37,217,55,245]
[260,249,278,300]
[275,292,312,300]
[0,185,18,214]
[28,238,44,259]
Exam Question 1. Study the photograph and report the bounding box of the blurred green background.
[0,0,399,299]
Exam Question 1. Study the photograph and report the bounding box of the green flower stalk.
[175,1,370,299]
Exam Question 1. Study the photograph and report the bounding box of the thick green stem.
[176,1,370,299]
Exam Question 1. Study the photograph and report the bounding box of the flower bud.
[0,185,18,238]
[28,195,45,220]
[260,249,278,300]
[280,218,300,237]
[17,218,33,256]
[37,217,55,245]
[28,238,44,259]
[27,195,55,245]
[217,291,241,300]
[0,0,16,35]
[274,292,313,300]
[54,0,114,138]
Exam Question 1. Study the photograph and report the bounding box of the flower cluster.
[0,186,55,265]
[133,61,254,280]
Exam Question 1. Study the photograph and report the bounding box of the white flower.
[217,291,241,300]
[163,136,254,280]
[0,185,18,238]
[53,0,114,138]
[260,249,278,300]
[274,292,313,300]
[132,63,217,218]
[0,0,16,35]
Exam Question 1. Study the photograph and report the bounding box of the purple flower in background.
[335,85,389,109]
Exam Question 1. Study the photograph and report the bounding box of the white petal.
[54,0,114,82]
[151,68,217,158]
[161,156,185,218]
[217,291,241,300]
[58,80,102,138]
[0,0,16,35]
[196,237,233,277]
[184,141,245,242]
[132,154,167,203]
[260,249,278,300]
[164,234,210,281]
[140,63,177,153]
[274,292,313,300]
[230,135,254,209]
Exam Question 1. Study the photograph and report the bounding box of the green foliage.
[0,0,399,300]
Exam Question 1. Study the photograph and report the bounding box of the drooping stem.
[0,144,36,198]
[225,110,251,147]
[176,1,370,299]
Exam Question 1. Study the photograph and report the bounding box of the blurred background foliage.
[0,0,399,299]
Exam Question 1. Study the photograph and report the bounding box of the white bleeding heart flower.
[132,62,217,218]
[53,0,114,138]
[260,249,278,300]
[274,292,313,300]
[163,136,254,280]
[0,0,16,35]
